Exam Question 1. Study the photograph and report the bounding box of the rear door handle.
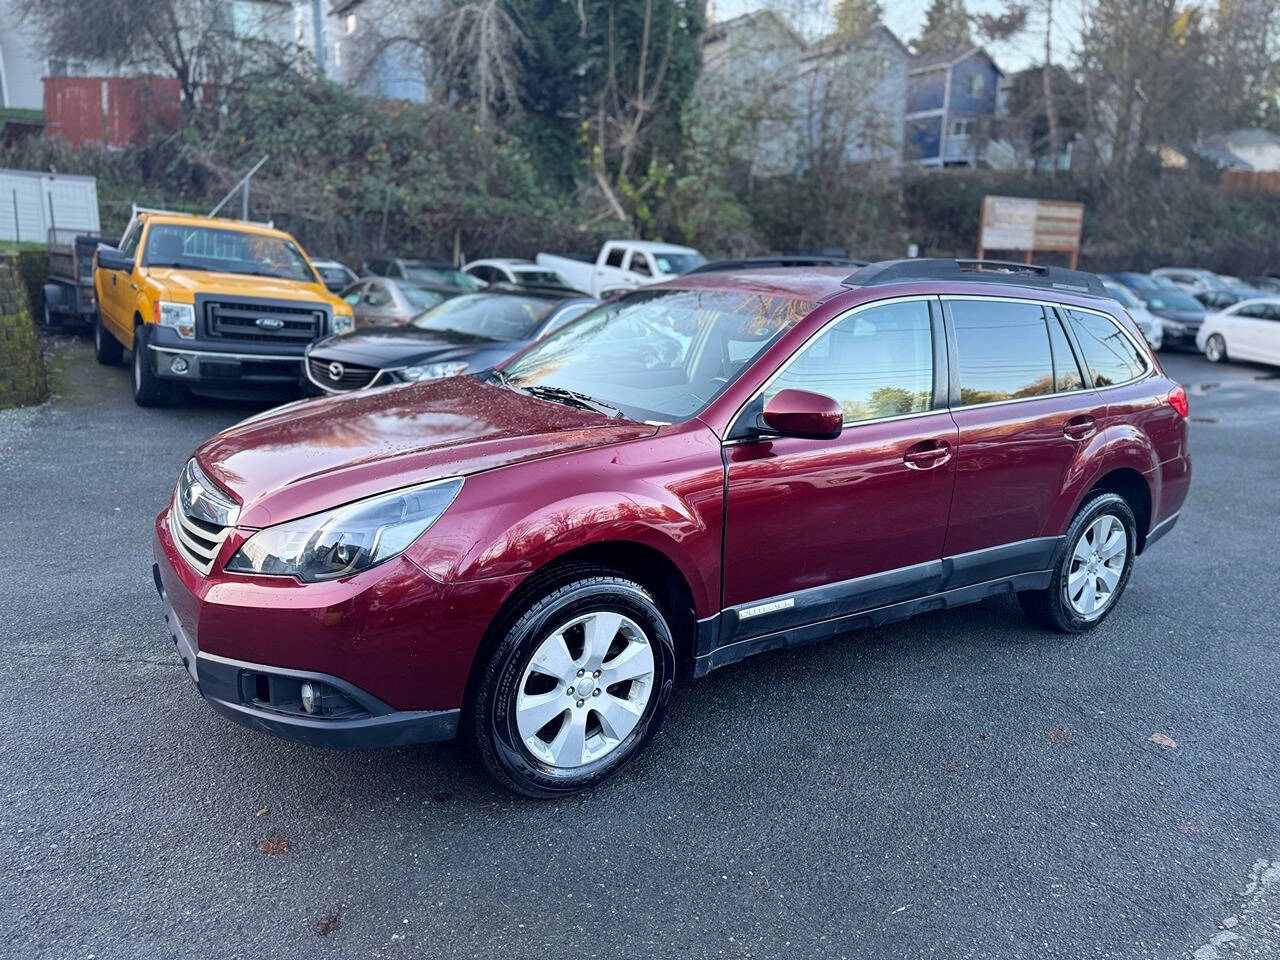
[903,439,952,469]
[1063,415,1097,441]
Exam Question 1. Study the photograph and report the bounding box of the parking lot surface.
[2,339,1278,960]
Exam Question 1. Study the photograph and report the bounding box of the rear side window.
[765,300,934,424]
[605,247,626,268]
[949,300,1054,405]
[1064,309,1149,387]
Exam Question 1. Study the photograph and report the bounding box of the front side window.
[628,253,652,277]
[499,289,814,423]
[764,300,934,424]
[605,247,626,268]
[1064,309,1149,387]
[142,224,316,282]
[949,299,1055,405]
[119,221,142,259]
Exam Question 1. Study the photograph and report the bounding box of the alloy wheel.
[1066,514,1127,618]
[1205,335,1225,362]
[515,611,655,769]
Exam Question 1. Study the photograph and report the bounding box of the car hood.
[308,329,524,368]
[150,267,337,304]
[195,375,657,528]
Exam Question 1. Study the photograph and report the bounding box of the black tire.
[1204,333,1227,363]
[42,298,56,329]
[468,570,676,798]
[1018,491,1138,633]
[130,325,175,407]
[94,311,124,366]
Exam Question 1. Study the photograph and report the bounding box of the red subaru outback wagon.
[154,259,1190,796]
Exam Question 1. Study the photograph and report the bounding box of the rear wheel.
[468,572,675,797]
[94,311,123,365]
[1018,492,1137,633]
[1204,333,1227,363]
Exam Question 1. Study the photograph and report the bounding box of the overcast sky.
[711,0,1077,73]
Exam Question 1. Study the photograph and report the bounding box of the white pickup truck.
[536,240,705,297]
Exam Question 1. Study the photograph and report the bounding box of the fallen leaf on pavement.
[255,806,269,817]
[258,835,290,855]
[314,913,341,936]
[1047,725,1069,744]
[1178,823,1197,834]
[944,761,963,773]
[1149,732,1177,749]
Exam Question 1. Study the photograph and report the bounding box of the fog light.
[170,356,190,375]
[300,681,318,714]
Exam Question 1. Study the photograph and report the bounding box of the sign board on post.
[978,195,1084,268]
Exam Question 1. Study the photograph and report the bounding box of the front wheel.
[131,325,176,407]
[1204,333,1227,363]
[468,572,675,797]
[1018,492,1137,633]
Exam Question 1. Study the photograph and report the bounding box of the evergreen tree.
[914,0,973,55]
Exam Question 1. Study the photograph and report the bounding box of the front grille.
[203,299,327,344]
[170,460,240,575]
[308,356,379,391]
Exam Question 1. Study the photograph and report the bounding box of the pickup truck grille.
[203,299,327,344]
[307,356,379,391]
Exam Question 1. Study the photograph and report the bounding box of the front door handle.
[903,439,952,470]
[111,273,117,286]
[1063,415,1097,441]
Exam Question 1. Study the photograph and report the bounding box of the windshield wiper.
[147,261,209,271]
[524,384,625,419]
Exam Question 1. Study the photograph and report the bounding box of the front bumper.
[145,326,307,393]
[154,563,459,748]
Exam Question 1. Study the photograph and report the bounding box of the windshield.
[143,224,317,282]
[652,252,707,275]
[404,286,447,310]
[412,293,552,340]
[1144,289,1205,312]
[1103,283,1141,308]
[497,288,814,423]
[402,263,480,290]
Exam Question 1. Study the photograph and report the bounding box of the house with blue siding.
[905,47,1016,169]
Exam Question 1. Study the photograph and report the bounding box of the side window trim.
[1049,305,1094,390]
[724,294,943,442]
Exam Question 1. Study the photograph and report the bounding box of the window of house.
[952,119,972,137]
[949,300,1055,405]
[1063,309,1149,387]
[346,13,358,32]
[967,74,985,97]
[764,300,934,424]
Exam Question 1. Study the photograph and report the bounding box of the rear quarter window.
[1063,309,1149,387]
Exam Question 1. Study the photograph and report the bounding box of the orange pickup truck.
[93,210,354,406]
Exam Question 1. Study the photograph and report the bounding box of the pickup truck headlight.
[155,301,195,339]
[400,361,468,382]
[332,312,355,335]
[226,478,462,582]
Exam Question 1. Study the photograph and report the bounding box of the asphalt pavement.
[2,337,1278,960]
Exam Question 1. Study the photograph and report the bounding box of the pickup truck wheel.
[94,311,123,366]
[468,572,675,797]
[1018,492,1136,633]
[131,325,175,407]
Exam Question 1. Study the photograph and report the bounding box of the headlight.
[226,478,462,582]
[400,361,468,382]
[332,312,355,335]
[155,301,195,338]
[1163,320,1186,336]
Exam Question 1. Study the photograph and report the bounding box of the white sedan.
[1197,297,1280,367]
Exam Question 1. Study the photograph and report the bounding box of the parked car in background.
[156,258,1189,796]
[311,258,358,294]
[463,258,570,288]
[1197,297,1280,367]
[306,284,597,393]
[536,240,706,297]
[359,256,482,291]
[1105,273,1206,349]
[1101,279,1163,350]
[687,255,868,274]
[1243,275,1280,294]
[93,210,353,407]
[338,276,464,329]
[1151,267,1231,295]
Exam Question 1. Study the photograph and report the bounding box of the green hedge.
[0,253,49,408]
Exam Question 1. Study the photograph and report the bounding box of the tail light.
[1167,385,1189,417]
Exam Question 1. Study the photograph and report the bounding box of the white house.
[0,0,46,111]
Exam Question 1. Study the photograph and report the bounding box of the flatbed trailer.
[43,228,114,327]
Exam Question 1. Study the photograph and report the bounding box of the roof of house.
[804,25,912,61]
[909,46,1001,75]
[703,9,804,47]
[1194,128,1280,170]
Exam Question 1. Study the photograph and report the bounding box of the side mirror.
[96,245,134,274]
[760,388,843,440]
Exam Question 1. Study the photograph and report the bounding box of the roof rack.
[687,255,869,275]
[843,258,1108,298]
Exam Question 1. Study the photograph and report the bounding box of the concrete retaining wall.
[0,253,49,408]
